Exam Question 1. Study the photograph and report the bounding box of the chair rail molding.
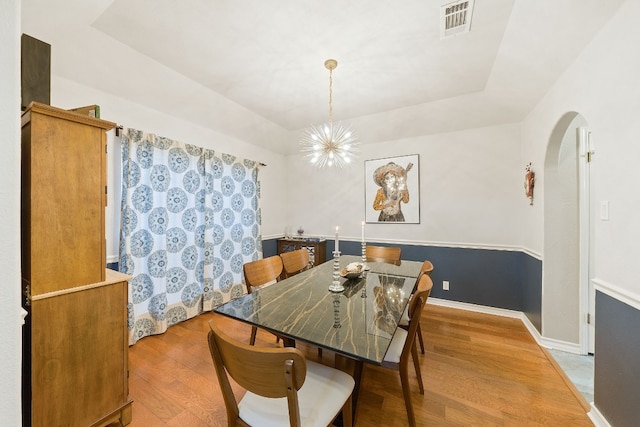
[593,278,640,311]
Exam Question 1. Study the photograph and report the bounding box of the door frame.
[578,126,595,355]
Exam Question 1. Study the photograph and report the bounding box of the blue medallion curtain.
[119,128,262,345]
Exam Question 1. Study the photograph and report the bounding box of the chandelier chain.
[328,67,333,124]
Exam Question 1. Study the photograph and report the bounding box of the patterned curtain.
[119,128,262,345]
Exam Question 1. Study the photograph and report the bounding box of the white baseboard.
[427,297,523,319]
[539,336,582,354]
[588,404,611,427]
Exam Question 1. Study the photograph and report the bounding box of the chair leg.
[399,361,417,427]
[416,323,425,354]
[411,341,424,394]
[341,395,353,427]
[249,325,257,345]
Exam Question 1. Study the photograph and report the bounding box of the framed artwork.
[364,154,420,224]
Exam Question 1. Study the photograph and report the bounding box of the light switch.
[600,201,609,221]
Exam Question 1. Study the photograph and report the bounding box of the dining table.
[214,254,424,418]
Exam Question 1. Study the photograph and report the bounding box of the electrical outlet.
[443,280,449,291]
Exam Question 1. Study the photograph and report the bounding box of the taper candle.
[361,221,365,243]
[335,226,340,253]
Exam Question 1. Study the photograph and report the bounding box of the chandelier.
[300,59,358,168]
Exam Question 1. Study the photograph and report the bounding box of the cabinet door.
[21,103,115,295]
[31,282,129,427]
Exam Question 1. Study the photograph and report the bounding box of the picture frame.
[364,154,420,224]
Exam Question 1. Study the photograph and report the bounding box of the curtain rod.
[114,125,266,166]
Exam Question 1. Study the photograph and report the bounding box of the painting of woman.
[372,161,413,222]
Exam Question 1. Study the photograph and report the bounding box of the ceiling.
[21,0,625,154]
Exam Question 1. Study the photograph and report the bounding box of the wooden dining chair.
[368,273,433,427]
[280,248,312,279]
[400,260,434,354]
[365,245,402,265]
[207,318,354,427]
[243,255,283,345]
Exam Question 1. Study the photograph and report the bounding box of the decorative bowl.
[340,263,364,279]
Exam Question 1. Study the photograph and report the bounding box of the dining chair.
[280,248,312,279]
[399,260,434,354]
[365,245,402,265]
[207,318,355,427]
[369,273,433,427]
[243,255,284,345]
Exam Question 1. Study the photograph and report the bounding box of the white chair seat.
[239,359,354,427]
[384,328,408,364]
[399,304,410,326]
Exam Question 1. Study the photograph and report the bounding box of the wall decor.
[524,162,535,205]
[365,154,420,223]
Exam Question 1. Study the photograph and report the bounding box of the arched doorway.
[543,112,594,353]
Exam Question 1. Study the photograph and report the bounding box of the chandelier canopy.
[300,59,359,168]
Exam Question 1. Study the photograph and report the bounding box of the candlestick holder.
[332,294,341,328]
[328,251,344,292]
[361,241,367,265]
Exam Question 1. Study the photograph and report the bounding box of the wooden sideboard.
[21,103,132,426]
[277,238,327,267]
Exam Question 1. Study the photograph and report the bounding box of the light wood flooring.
[121,303,593,426]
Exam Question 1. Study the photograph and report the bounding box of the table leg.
[334,355,364,424]
[352,359,363,420]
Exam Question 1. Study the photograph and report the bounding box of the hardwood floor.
[122,304,593,426]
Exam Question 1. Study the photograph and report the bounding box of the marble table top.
[215,255,424,364]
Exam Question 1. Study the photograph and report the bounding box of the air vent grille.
[440,0,474,38]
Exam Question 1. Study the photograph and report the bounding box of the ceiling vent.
[440,0,474,38]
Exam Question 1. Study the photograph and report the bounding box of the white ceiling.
[21,0,626,154]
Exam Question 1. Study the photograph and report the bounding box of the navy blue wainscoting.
[594,291,640,427]
[520,252,542,333]
[264,238,543,322]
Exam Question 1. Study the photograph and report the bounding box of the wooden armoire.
[21,102,132,427]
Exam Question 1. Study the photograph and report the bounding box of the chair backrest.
[243,255,283,293]
[208,318,307,426]
[280,249,311,278]
[420,260,434,276]
[366,245,402,265]
[402,273,433,359]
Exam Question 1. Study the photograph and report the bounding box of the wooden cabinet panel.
[30,271,132,427]
[21,102,114,295]
[277,238,327,266]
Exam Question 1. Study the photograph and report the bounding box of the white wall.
[522,0,640,337]
[0,0,25,424]
[285,123,524,249]
[51,77,290,260]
